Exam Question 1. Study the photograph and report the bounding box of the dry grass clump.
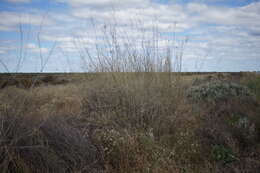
[0,85,103,173]
[80,73,179,130]
[93,128,179,173]
[0,112,102,172]
[0,74,71,89]
[78,74,216,172]
[33,85,83,117]
[0,84,83,118]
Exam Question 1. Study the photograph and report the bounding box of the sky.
[0,0,260,72]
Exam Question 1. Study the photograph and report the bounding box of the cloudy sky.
[0,0,260,72]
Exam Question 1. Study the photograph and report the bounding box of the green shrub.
[226,113,251,129]
[211,145,237,165]
[246,75,260,100]
[187,81,252,102]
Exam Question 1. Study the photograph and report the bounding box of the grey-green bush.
[187,81,253,102]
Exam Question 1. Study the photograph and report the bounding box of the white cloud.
[41,35,74,42]
[6,0,31,3]
[69,3,194,33]
[0,11,54,31]
[65,1,260,35]
[26,43,38,49]
[26,43,49,54]
[57,0,149,8]
[187,2,260,29]
[0,25,14,31]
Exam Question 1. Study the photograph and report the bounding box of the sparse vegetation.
[0,72,259,173]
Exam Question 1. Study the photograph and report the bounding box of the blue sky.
[0,0,260,72]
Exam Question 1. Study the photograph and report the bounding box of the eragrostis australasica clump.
[0,112,103,173]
